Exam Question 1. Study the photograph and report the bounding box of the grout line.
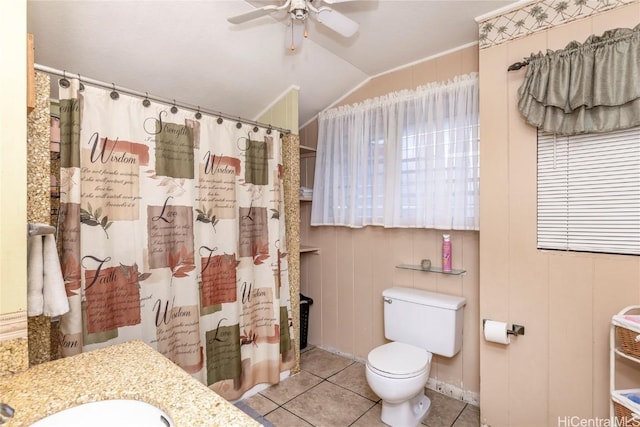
[271,405,317,427]
[335,387,378,404]
[325,375,380,404]
[347,399,378,427]
[448,402,468,427]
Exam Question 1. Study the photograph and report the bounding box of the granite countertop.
[0,338,28,378]
[0,340,260,427]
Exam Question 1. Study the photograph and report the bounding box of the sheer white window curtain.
[311,72,479,230]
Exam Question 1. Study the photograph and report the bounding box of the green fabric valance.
[517,24,640,136]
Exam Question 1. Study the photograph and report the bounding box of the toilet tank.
[383,287,466,357]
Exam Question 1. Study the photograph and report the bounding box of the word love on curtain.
[56,79,294,400]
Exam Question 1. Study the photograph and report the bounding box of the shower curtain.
[56,79,294,400]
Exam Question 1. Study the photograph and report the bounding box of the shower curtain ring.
[59,70,70,88]
[253,125,259,133]
[266,126,272,135]
[236,118,242,129]
[110,83,119,100]
[77,73,84,91]
[217,115,224,124]
[195,107,202,120]
[171,100,178,114]
[142,92,151,107]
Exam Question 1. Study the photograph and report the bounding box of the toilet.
[365,286,466,427]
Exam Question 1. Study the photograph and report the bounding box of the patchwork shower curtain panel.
[56,79,294,400]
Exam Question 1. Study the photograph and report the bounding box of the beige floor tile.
[351,403,387,427]
[453,404,480,427]
[283,381,376,427]
[260,370,323,405]
[265,407,313,427]
[300,347,354,378]
[327,361,379,402]
[422,389,466,427]
[257,347,476,427]
[242,393,279,416]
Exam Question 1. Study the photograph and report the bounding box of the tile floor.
[241,346,480,427]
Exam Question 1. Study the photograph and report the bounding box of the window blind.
[537,127,640,255]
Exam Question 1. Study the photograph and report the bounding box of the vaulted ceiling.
[27,0,517,128]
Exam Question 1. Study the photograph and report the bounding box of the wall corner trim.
[253,84,301,124]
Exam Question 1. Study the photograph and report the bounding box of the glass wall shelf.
[300,245,320,254]
[396,264,466,275]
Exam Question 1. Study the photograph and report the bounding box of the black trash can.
[300,294,314,349]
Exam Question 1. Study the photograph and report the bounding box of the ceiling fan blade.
[315,7,358,37]
[227,4,281,24]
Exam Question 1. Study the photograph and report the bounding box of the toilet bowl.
[366,341,432,426]
[365,287,466,427]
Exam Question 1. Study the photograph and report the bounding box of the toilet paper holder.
[482,319,525,336]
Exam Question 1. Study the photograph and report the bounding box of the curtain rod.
[507,60,529,71]
[35,64,291,135]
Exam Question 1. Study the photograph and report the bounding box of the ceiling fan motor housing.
[290,0,309,20]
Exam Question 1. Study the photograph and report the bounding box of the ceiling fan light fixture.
[290,8,308,20]
[229,0,359,52]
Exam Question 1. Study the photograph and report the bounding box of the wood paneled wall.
[479,4,640,425]
[299,45,482,399]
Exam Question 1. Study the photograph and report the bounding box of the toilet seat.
[367,342,430,379]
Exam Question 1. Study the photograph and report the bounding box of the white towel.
[27,235,44,316]
[42,234,69,317]
[27,233,69,317]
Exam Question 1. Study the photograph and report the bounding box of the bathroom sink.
[30,399,174,427]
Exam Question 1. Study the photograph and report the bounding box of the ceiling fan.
[228,0,359,50]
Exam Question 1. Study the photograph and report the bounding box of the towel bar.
[28,223,56,237]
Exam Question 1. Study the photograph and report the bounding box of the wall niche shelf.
[300,144,316,155]
[396,264,466,275]
[300,245,320,254]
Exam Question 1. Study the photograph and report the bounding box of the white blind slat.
[537,126,640,255]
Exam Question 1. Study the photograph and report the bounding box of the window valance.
[517,24,640,136]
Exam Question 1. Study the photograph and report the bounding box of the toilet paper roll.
[484,320,510,344]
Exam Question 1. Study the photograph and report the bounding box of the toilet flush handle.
[383,297,392,304]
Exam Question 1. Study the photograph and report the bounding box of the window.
[537,126,640,255]
[311,73,479,230]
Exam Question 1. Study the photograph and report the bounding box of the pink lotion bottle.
[442,234,452,272]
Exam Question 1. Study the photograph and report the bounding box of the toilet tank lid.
[383,287,466,310]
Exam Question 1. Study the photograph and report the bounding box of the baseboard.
[0,311,28,341]
[426,377,479,406]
